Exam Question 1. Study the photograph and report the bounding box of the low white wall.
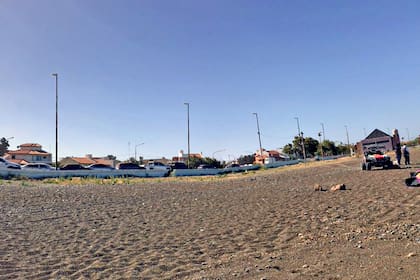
[171,165,260,177]
[0,168,168,179]
[264,159,301,169]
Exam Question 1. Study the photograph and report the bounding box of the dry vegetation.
[0,148,419,279]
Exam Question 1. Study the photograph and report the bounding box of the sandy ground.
[0,149,419,280]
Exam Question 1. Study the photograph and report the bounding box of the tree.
[282,144,293,155]
[0,137,10,156]
[304,137,319,157]
[336,142,350,155]
[288,136,319,158]
[237,154,255,165]
[321,140,338,156]
[188,157,222,169]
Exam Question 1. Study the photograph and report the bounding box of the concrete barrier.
[171,165,260,177]
[0,168,168,179]
[264,159,301,169]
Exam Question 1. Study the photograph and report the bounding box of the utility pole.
[294,117,306,160]
[345,125,351,156]
[184,103,190,168]
[321,122,325,142]
[52,73,58,170]
[318,132,323,158]
[135,143,144,162]
[253,113,263,160]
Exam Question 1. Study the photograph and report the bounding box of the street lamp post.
[252,113,263,159]
[135,143,145,162]
[294,117,306,160]
[318,132,323,158]
[184,103,190,168]
[52,73,58,170]
[212,149,226,159]
[321,122,325,142]
[345,125,351,156]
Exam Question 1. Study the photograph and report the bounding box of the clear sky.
[1,0,419,161]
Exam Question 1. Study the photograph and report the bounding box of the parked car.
[169,162,188,170]
[87,164,115,170]
[224,163,240,168]
[0,157,21,169]
[197,164,216,169]
[117,162,145,170]
[145,161,171,172]
[60,164,88,170]
[22,163,55,171]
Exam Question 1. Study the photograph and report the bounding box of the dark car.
[87,164,115,170]
[224,163,240,168]
[117,162,145,170]
[60,164,88,170]
[170,162,188,170]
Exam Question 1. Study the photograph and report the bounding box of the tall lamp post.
[135,142,145,162]
[345,125,351,156]
[320,122,325,142]
[212,149,226,159]
[318,132,323,158]
[52,73,58,170]
[294,117,306,160]
[252,113,263,159]
[184,103,190,168]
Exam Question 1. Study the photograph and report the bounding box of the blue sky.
[1,0,419,161]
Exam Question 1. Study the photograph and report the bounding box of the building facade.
[4,143,52,165]
[356,129,394,155]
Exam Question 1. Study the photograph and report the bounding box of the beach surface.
[1,149,419,279]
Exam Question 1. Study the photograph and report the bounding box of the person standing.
[395,144,402,166]
[402,144,410,165]
[393,129,402,166]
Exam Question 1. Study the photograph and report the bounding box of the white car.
[0,157,21,169]
[22,163,55,171]
[145,161,171,172]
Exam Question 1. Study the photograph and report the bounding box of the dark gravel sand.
[1,149,419,279]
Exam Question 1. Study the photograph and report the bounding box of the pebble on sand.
[330,184,346,191]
